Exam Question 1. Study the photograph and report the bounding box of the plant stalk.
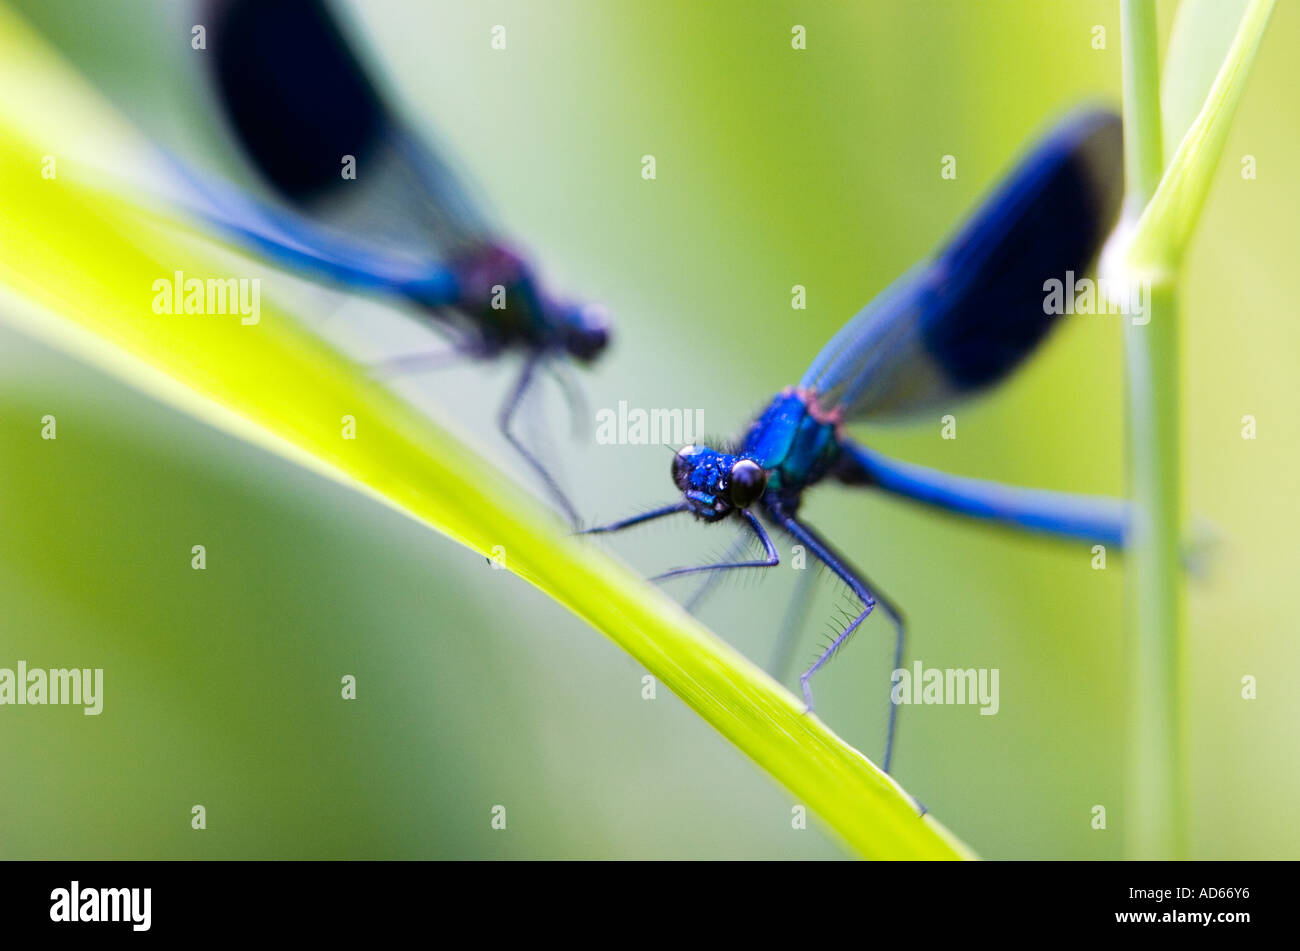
[1120,0,1186,859]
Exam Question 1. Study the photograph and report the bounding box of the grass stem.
[1120,0,1186,860]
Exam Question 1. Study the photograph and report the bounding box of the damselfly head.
[558,301,610,362]
[460,243,608,361]
[672,445,767,521]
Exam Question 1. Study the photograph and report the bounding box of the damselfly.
[180,0,608,524]
[586,110,1128,772]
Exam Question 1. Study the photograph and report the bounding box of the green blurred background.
[1,0,1295,858]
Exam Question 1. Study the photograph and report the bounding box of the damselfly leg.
[683,531,754,613]
[650,511,779,581]
[545,360,589,441]
[370,335,487,378]
[770,565,817,684]
[581,508,779,585]
[499,352,582,528]
[766,499,906,774]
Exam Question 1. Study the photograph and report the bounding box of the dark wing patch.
[207,0,387,202]
[921,109,1123,389]
[800,109,1123,420]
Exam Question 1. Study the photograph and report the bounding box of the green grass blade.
[0,4,971,860]
[1159,0,1250,159]
[1126,0,1277,275]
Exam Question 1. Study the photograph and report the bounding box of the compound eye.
[728,459,767,508]
[566,304,610,362]
[568,324,608,361]
[672,446,697,490]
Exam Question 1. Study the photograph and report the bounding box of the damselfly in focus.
[586,110,1129,773]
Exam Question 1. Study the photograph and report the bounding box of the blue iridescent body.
[676,391,840,517]
[162,0,608,523]
[588,109,1128,774]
